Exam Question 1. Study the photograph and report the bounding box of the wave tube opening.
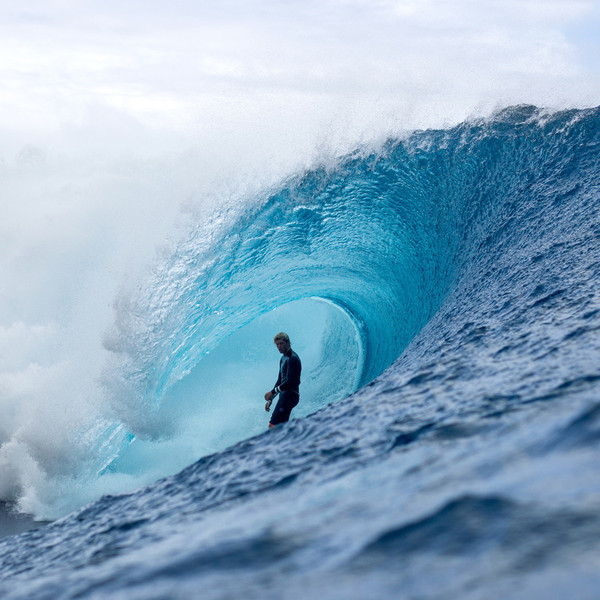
[105,296,363,478]
[99,136,468,491]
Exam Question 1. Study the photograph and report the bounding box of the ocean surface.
[1,105,599,599]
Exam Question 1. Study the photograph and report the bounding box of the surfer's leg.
[269,392,299,426]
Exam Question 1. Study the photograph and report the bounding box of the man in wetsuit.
[264,332,301,428]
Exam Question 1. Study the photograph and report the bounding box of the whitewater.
[0,104,598,598]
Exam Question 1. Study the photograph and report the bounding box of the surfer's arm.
[266,371,282,399]
[264,383,278,410]
[265,373,280,401]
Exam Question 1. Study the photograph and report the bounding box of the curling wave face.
[95,118,469,481]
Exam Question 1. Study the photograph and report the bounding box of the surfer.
[264,332,301,428]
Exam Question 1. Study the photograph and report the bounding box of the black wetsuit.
[270,349,301,426]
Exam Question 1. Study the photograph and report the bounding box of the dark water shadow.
[0,502,51,541]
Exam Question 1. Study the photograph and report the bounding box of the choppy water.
[1,105,599,599]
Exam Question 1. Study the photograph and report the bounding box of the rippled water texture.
[1,106,600,599]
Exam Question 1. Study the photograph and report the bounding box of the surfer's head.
[274,332,291,354]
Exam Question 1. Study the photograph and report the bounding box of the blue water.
[1,105,600,599]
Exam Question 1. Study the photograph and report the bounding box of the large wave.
[95,114,468,482]
[1,105,600,598]
[1,105,599,529]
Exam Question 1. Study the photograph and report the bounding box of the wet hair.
[273,332,290,343]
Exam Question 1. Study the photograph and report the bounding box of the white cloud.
[0,0,598,137]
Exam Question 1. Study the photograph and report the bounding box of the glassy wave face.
[1,106,600,599]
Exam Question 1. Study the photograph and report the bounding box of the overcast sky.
[1,0,599,143]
